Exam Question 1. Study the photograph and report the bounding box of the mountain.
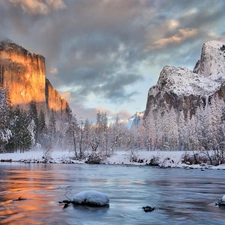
[125,111,144,129]
[143,40,225,150]
[0,40,71,128]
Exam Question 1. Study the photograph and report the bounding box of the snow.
[222,195,225,202]
[205,40,224,49]
[72,190,109,206]
[1,149,225,170]
[154,66,221,97]
[194,40,225,80]
[0,149,84,164]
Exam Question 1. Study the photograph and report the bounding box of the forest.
[0,87,148,159]
[2,84,225,166]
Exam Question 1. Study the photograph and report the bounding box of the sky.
[0,0,225,122]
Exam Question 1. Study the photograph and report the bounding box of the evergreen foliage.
[37,110,48,147]
[28,101,38,144]
[5,107,32,153]
[48,110,56,147]
[0,87,12,152]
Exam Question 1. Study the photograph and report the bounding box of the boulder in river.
[72,190,109,206]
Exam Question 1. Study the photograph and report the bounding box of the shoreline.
[1,150,225,170]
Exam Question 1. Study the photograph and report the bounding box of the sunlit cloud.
[46,0,66,11]
[8,0,66,15]
[168,20,180,30]
[149,28,198,50]
[113,110,132,120]
[60,91,73,102]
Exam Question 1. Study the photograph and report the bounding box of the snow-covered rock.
[194,40,225,81]
[222,195,225,202]
[85,152,102,164]
[72,190,110,206]
[156,66,220,97]
[216,195,225,206]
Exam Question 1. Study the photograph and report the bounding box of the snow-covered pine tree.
[0,87,12,152]
[48,109,56,148]
[66,115,79,158]
[28,101,38,145]
[5,106,32,153]
[83,118,91,151]
[37,109,48,148]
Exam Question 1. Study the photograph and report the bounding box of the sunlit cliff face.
[0,46,46,105]
[46,79,67,112]
[0,42,72,126]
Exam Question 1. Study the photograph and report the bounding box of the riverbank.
[1,149,225,170]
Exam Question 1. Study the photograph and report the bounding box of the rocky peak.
[144,40,225,150]
[154,65,220,98]
[193,40,225,81]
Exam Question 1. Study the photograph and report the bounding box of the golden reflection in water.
[0,168,65,224]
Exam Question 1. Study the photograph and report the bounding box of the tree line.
[0,87,148,158]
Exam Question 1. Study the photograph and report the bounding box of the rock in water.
[72,190,109,206]
[143,206,155,212]
[216,195,225,206]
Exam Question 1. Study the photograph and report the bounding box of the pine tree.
[83,118,91,150]
[28,101,38,144]
[0,87,12,152]
[37,110,48,147]
[94,111,109,154]
[48,110,56,147]
[66,115,79,158]
[5,107,32,152]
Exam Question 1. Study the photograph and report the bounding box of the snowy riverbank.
[1,149,225,170]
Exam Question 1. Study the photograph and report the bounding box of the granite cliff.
[0,40,71,128]
[144,40,225,150]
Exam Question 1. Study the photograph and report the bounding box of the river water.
[0,163,224,225]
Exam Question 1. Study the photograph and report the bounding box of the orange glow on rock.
[0,42,72,126]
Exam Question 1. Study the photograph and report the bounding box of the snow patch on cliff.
[149,66,221,99]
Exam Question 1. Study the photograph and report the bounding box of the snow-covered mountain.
[125,111,144,129]
[144,40,225,150]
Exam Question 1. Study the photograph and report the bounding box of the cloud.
[69,104,132,123]
[7,0,66,15]
[50,67,58,75]
[1,0,225,118]
[113,110,132,120]
[60,91,73,102]
[149,28,198,50]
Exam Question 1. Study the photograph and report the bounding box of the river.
[0,163,224,225]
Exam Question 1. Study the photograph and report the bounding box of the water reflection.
[0,163,225,224]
